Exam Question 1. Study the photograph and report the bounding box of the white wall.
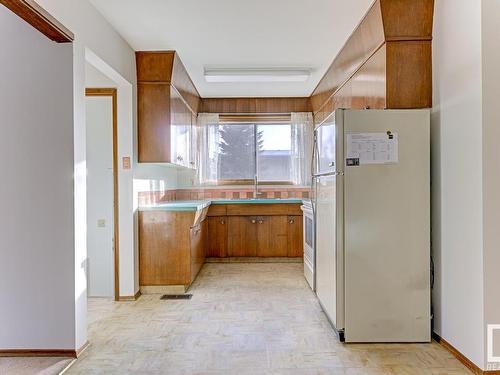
[431,0,485,369]
[86,96,115,297]
[0,6,75,349]
[481,0,500,368]
[86,62,116,87]
[34,0,137,348]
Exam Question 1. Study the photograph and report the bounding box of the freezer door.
[314,174,344,331]
[343,109,431,343]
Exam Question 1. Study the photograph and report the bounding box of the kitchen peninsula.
[139,199,304,292]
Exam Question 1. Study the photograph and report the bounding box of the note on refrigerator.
[346,132,398,166]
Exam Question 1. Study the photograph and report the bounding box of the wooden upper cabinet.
[170,86,192,168]
[311,0,434,120]
[136,51,200,164]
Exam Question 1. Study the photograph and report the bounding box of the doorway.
[85,88,119,300]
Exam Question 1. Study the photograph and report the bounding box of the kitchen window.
[199,114,312,186]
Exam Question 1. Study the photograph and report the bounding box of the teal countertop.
[139,198,303,212]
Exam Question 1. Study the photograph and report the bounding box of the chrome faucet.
[253,175,262,199]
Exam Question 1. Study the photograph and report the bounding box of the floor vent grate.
[160,294,192,300]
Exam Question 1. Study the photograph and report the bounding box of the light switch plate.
[97,219,106,228]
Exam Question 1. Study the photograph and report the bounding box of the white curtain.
[290,112,314,186]
[195,113,219,184]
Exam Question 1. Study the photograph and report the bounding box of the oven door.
[301,205,315,291]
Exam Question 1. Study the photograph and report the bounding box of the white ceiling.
[89,0,373,98]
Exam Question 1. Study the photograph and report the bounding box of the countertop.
[138,198,304,212]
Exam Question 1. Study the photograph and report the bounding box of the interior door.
[85,95,114,297]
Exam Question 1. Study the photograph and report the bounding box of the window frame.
[209,117,295,186]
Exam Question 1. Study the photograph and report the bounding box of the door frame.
[85,88,119,301]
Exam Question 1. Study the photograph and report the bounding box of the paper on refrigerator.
[346,132,398,166]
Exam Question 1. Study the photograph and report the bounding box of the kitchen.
[98,0,438,371]
[2,0,495,374]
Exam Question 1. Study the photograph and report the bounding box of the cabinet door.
[190,112,197,169]
[256,216,288,257]
[227,216,257,257]
[207,216,228,257]
[287,215,304,257]
[170,86,191,168]
[190,220,206,283]
[137,83,171,163]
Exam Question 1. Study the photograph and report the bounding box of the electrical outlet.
[97,219,106,228]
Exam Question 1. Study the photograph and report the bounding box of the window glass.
[205,122,294,184]
[207,124,255,182]
[257,124,292,182]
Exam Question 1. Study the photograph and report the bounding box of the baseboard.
[0,349,76,358]
[433,332,500,374]
[76,341,89,357]
[205,257,303,263]
[0,340,90,359]
[141,285,186,294]
[118,290,142,301]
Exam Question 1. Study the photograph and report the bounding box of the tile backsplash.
[138,186,310,206]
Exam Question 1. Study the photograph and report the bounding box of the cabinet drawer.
[226,203,302,216]
[207,204,227,216]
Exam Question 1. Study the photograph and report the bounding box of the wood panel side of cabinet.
[207,216,228,257]
[136,51,174,83]
[227,216,257,257]
[385,40,432,109]
[287,216,304,257]
[139,211,192,285]
[190,220,207,284]
[137,83,171,163]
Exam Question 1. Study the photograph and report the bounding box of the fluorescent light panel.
[204,68,311,83]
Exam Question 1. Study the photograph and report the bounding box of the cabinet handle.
[258,219,263,224]
[219,219,225,225]
[289,219,294,224]
[251,219,256,224]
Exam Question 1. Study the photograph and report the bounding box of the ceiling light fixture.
[204,67,311,83]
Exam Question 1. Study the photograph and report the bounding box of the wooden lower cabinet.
[207,216,228,257]
[190,220,207,283]
[227,216,257,257]
[257,216,288,257]
[287,216,304,257]
[139,210,207,289]
[223,214,303,258]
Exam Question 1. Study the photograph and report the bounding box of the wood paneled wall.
[201,97,311,114]
[311,0,434,125]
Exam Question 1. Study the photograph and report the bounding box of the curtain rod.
[219,114,292,123]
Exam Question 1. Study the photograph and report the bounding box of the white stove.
[301,199,315,291]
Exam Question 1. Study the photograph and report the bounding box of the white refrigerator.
[312,109,431,343]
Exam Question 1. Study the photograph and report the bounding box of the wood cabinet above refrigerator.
[136,51,200,164]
